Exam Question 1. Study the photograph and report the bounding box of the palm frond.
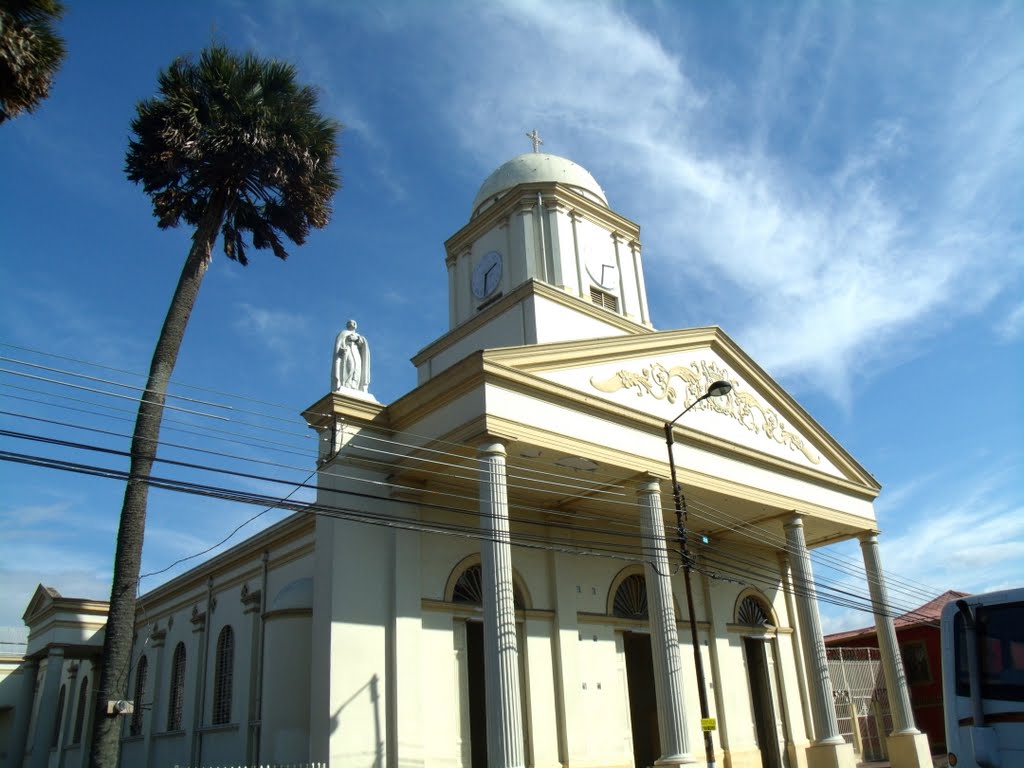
[125,43,341,261]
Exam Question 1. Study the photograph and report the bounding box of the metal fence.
[827,646,893,762]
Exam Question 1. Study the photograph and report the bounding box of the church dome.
[471,152,609,217]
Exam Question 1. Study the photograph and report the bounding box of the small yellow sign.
[701,718,717,732]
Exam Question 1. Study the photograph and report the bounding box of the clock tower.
[413,147,654,383]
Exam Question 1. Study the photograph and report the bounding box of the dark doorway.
[624,632,660,768]
[467,621,488,768]
[744,637,782,768]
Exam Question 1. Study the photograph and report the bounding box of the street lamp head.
[706,380,732,399]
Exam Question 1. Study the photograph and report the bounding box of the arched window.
[612,573,648,619]
[737,594,773,628]
[130,655,148,736]
[451,564,525,609]
[167,642,186,731]
[212,626,234,725]
[72,676,88,744]
[52,684,66,747]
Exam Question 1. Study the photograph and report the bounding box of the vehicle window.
[978,601,1024,702]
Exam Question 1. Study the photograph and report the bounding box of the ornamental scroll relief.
[589,360,821,465]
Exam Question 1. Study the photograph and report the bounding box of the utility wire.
[0,436,938,622]
[0,345,951,618]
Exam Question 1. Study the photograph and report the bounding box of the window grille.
[590,287,619,312]
[72,677,88,744]
[452,564,525,609]
[212,626,234,725]
[737,595,772,627]
[130,655,147,736]
[52,684,66,747]
[613,574,648,619]
[167,642,186,731]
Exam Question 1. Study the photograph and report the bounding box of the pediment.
[483,327,878,490]
[22,584,61,624]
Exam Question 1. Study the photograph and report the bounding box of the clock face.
[472,250,503,300]
[586,250,618,290]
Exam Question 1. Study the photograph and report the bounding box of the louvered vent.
[590,287,619,312]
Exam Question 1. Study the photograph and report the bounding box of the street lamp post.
[664,379,732,768]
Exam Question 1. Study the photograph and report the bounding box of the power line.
[0,437,939,623]
[0,344,951,621]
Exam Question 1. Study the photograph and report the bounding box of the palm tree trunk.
[90,194,226,768]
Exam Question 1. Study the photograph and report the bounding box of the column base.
[654,754,697,766]
[885,731,932,768]
[803,740,857,768]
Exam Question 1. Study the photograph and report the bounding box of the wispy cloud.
[0,283,149,371]
[407,0,1024,406]
[232,302,310,374]
[877,463,1024,597]
[995,302,1024,342]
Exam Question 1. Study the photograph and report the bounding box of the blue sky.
[1,0,1021,640]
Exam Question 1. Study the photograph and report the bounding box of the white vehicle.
[941,587,1024,767]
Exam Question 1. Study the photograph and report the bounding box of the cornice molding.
[133,516,314,619]
[410,279,652,370]
[302,391,388,431]
[445,182,639,258]
[477,359,877,500]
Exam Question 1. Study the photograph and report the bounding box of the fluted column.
[783,515,845,746]
[478,439,525,768]
[859,534,932,767]
[638,478,694,765]
[859,534,917,733]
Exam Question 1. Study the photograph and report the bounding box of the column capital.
[477,438,508,457]
[784,512,804,530]
[635,475,662,495]
[858,531,880,545]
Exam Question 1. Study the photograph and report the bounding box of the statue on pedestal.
[332,319,370,393]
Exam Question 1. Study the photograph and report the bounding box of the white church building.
[1,150,933,768]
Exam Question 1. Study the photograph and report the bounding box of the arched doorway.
[737,593,786,768]
[448,559,529,768]
[611,570,660,768]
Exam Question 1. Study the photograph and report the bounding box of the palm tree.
[89,45,340,768]
[0,0,66,123]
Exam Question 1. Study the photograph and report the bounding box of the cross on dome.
[526,129,543,153]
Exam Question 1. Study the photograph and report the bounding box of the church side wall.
[312,455,430,768]
[111,518,314,768]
